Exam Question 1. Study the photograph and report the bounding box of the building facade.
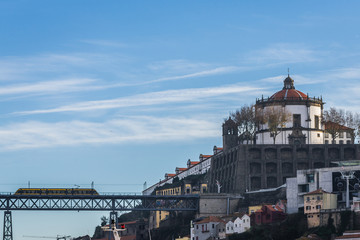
[303,189,337,228]
[209,144,360,194]
[287,164,360,213]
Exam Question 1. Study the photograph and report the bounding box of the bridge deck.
[0,194,199,211]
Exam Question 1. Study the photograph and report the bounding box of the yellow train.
[14,188,99,195]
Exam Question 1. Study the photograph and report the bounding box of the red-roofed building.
[252,204,287,225]
[324,121,354,144]
[304,188,337,228]
[255,75,325,145]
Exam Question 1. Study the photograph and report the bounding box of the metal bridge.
[0,194,199,240]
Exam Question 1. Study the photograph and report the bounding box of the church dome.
[269,75,308,101]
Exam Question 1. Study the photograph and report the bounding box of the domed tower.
[255,75,324,144]
[222,117,238,151]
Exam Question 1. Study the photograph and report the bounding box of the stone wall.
[209,144,360,194]
[196,194,243,218]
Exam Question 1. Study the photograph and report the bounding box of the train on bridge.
[14,188,99,195]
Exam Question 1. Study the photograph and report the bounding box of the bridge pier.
[108,211,118,240]
[3,211,13,240]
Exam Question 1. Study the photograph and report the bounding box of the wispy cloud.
[0,116,220,151]
[247,43,319,65]
[14,84,262,115]
[80,39,128,48]
[144,66,242,84]
[0,78,103,96]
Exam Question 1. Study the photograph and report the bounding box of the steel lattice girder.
[0,195,199,211]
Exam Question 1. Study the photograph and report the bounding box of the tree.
[92,216,108,239]
[323,107,360,143]
[260,105,291,144]
[230,105,258,144]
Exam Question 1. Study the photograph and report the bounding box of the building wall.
[210,144,360,195]
[197,194,242,218]
[256,103,324,145]
[286,165,360,213]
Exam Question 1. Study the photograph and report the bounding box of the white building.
[286,163,360,213]
[255,75,353,145]
[191,216,226,240]
[256,75,324,145]
[143,146,221,195]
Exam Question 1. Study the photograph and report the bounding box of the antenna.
[340,167,355,208]
[287,68,290,77]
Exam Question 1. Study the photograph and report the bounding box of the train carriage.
[14,188,99,195]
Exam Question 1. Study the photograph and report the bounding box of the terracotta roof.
[166,173,176,177]
[264,205,283,212]
[195,216,226,224]
[270,88,308,101]
[305,188,331,195]
[201,155,213,158]
[335,234,360,239]
[118,221,137,225]
[189,161,200,165]
[120,236,136,240]
[176,168,187,171]
[324,121,354,131]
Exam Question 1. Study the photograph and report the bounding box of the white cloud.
[0,78,104,96]
[80,39,127,48]
[247,43,319,65]
[146,66,242,84]
[0,116,220,151]
[14,84,261,115]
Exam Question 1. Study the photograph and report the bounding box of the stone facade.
[209,144,360,194]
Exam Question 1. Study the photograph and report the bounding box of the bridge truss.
[0,194,199,240]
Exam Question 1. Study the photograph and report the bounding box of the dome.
[270,89,308,100]
[269,75,308,101]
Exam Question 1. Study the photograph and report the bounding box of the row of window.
[325,132,352,138]
[325,140,352,144]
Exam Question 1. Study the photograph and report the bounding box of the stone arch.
[329,148,340,160]
[249,148,261,159]
[266,162,277,174]
[251,177,261,190]
[344,147,355,160]
[250,163,261,174]
[280,148,292,160]
[297,162,308,170]
[267,177,277,188]
[296,148,308,159]
[312,148,324,160]
[314,162,325,168]
[282,162,293,174]
[265,148,277,160]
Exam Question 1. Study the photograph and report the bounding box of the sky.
[0,0,360,239]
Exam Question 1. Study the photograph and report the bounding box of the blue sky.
[1,0,360,238]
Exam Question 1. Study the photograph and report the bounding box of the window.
[317,196,321,201]
[325,132,329,138]
[347,140,351,144]
[325,140,329,144]
[347,132,351,138]
[306,197,310,201]
[315,116,319,129]
[299,184,309,193]
[212,224,215,229]
[293,114,301,128]
[339,132,344,138]
[317,133,320,137]
[340,140,344,144]
[316,205,321,209]
[307,174,315,183]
